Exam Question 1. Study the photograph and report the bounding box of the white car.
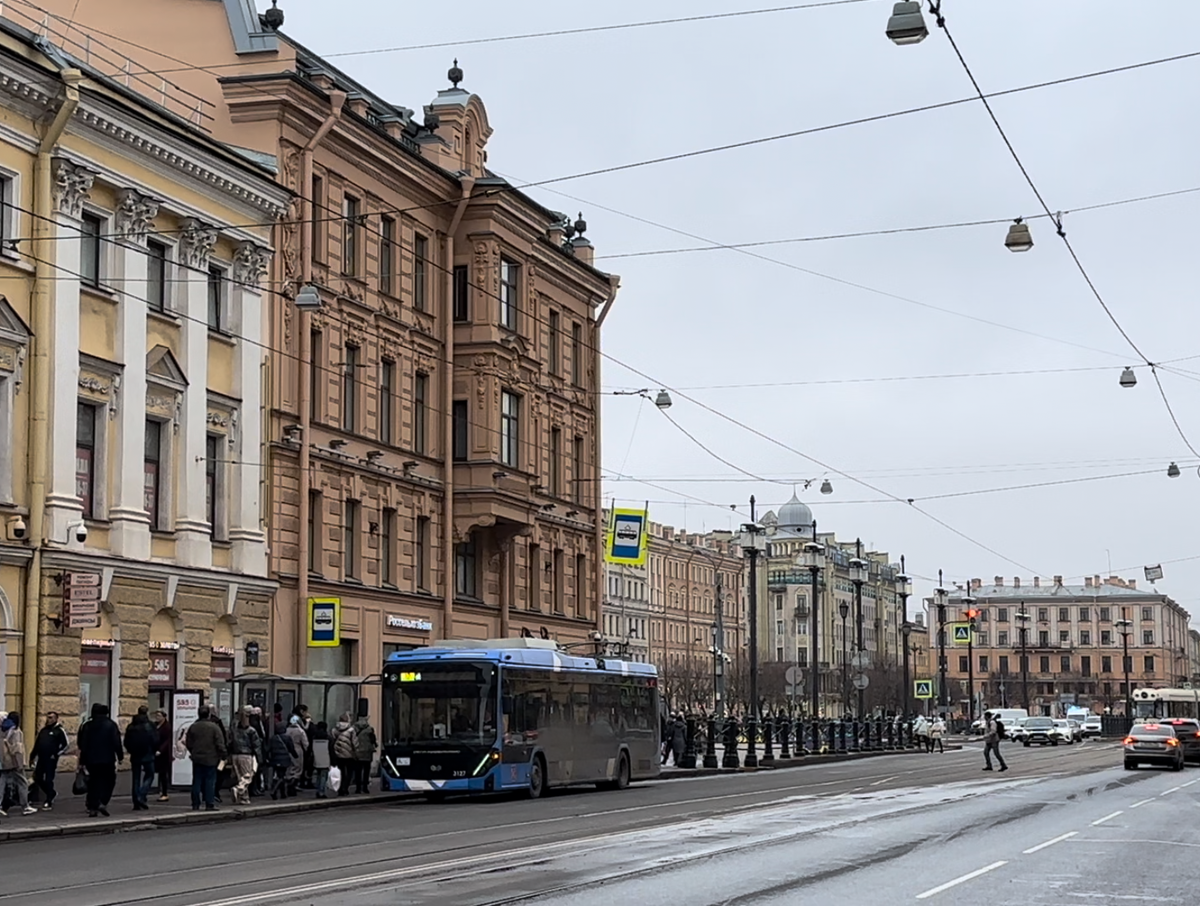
[1008,717,1030,742]
[1082,715,1102,738]
[1052,719,1076,744]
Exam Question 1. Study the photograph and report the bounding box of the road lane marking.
[1130,798,1157,808]
[871,775,899,786]
[1092,811,1123,826]
[915,861,1008,899]
[1182,779,1198,788]
[1023,831,1077,854]
[1161,786,1182,795]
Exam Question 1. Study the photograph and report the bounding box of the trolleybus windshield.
[385,662,498,747]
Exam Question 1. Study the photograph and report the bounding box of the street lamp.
[838,599,850,717]
[800,520,825,720]
[895,558,912,713]
[849,540,869,719]
[1005,219,1034,252]
[1015,606,1031,712]
[885,1,928,45]
[1167,462,1181,478]
[739,498,767,768]
[934,572,949,714]
[901,621,913,717]
[1119,367,1137,389]
[1117,610,1134,718]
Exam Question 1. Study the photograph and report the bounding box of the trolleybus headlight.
[473,749,501,776]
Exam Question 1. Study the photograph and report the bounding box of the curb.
[0,792,416,843]
[660,744,964,778]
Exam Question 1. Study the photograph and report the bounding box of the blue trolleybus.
[380,638,660,799]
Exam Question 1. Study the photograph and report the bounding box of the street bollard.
[822,720,832,753]
[886,718,895,750]
[761,713,775,765]
[722,717,740,769]
[811,718,821,754]
[744,715,759,768]
[851,719,861,752]
[680,714,698,769]
[778,711,791,759]
[865,718,875,751]
[793,717,806,756]
[860,718,871,752]
[838,719,848,753]
[703,716,719,769]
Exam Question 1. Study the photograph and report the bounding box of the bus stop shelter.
[228,673,380,729]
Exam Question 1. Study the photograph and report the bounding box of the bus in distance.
[1130,687,1200,721]
[380,638,660,799]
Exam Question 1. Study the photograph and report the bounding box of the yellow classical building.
[0,18,289,731]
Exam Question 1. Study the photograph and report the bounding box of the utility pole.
[964,592,978,726]
[808,519,822,720]
[1017,605,1030,712]
[851,539,867,719]
[743,496,762,768]
[714,568,725,718]
[1117,608,1133,718]
[935,571,949,715]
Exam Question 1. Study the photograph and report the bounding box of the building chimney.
[1128,579,1137,589]
[1014,577,1021,588]
[1084,577,1092,588]
[994,576,1004,587]
[1095,575,1102,588]
[1033,576,1040,588]
[1054,575,1063,587]
[971,578,982,591]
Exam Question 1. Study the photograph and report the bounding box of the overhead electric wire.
[931,5,1200,459]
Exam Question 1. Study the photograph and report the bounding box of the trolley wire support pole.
[964,591,979,728]
[741,496,764,768]
[935,571,949,714]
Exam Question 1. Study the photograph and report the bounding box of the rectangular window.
[1059,630,1070,644]
[311,173,325,261]
[76,403,97,518]
[1039,655,1050,673]
[414,234,428,311]
[342,343,358,432]
[1144,655,1155,673]
[1101,630,1112,645]
[576,554,587,618]
[455,532,478,598]
[553,549,564,613]
[571,322,583,386]
[380,507,396,587]
[997,630,1009,647]
[80,213,102,287]
[997,607,1009,622]
[207,265,225,331]
[342,195,359,276]
[999,655,1009,674]
[414,372,428,455]
[1102,655,1112,673]
[1060,655,1071,673]
[572,436,584,504]
[380,216,395,295]
[1141,607,1152,622]
[976,631,988,647]
[501,390,520,468]
[1058,607,1069,623]
[1039,630,1049,646]
[548,311,560,375]
[380,359,394,445]
[1079,607,1090,622]
[415,515,429,592]
[549,428,561,495]
[147,240,167,313]
[144,419,162,531]
[499,258,519,330]
[452,264,469,321]
[1099,607,1111,622]
[979,656,989,673]
[344,498,359,580]
[1081,656,1091,677]
[1080,630,1091,646]
[1037,608,1049,622]
[205,434,222,539]
[310,329,322,422]
[0,174,11,247]
[307,490,322,574]
[1143,630,1154,645]
[958,655,969,672]
[452,400,468,461]
[527,543,541,610]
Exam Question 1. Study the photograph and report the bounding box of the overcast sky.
[284,0,1200,622]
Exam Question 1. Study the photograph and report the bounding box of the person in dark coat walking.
[152,710,172,801]
[662,715,687,766]
[184,706,228,811]
[30,712,69,810]
[267,721,297,800]
[76,703,123,817]
[124,708,158,810]
[351,715,377,794]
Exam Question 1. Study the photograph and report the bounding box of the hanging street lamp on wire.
[1167,462,1181,478]
[1119,367,1137,389]
[1005,219,1034,252]
[885,1,929,45]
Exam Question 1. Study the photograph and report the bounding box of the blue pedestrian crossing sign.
[914,679,934,700]
[951,622,973,646]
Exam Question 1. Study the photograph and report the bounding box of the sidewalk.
[1,772,410,843]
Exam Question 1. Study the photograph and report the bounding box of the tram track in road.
[3,743,1118,906]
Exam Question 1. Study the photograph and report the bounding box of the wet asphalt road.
[1,738,1187,906]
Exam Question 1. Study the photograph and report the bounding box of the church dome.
[777,493,813,531]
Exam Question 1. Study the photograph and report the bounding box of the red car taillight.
[1123,736,1135,745]
[1166,738,1180,747]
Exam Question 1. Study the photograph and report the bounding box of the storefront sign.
[244,641,260,667]
[81,652,111,674]
[211,657,235,682]
[150,640,180,650]
[387,615,433,632]
[148,653,176,687]
[81,638,115,648]
[64,571,103,629]
[308,597,341,647]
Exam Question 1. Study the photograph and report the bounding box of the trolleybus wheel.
[599,753,631,791]
[527,755,546,799]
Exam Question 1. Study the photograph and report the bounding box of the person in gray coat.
[350,716,377,794]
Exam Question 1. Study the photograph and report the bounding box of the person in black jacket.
[124,708,157,810]
[31,712,70,810]
[267,721,297,800]
[152,710,172,801]
[77,703,123,817]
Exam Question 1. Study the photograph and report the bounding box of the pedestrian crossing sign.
[951,622,973,645]
[914,679,933,700]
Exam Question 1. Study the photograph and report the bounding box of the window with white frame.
[80,212,104,288]
[144,419,165,531]
[76,402,101,518]
[147,239,169,313]
[499,258,519,330]
[500,390,520,468]
[207,264,226,331]
[0,172,15,253]
[205,434,226,540]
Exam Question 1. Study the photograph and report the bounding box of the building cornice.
[41,548,278,595]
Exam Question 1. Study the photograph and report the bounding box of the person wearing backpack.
[983,713,1008,772]
[331,713,356,798]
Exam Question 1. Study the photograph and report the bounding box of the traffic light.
[965,608,979,629]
